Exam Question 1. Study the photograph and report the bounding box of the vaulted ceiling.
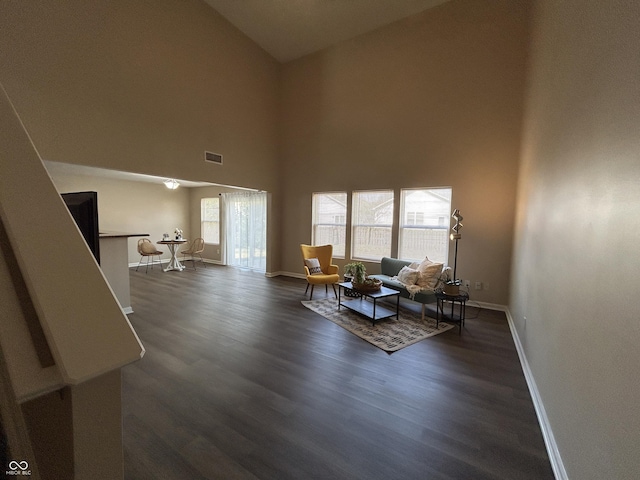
[203,0,451,63]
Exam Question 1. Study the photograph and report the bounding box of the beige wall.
[47,169,190,265]
[511,0,640,478]
[0,0,530,303]
[0,0,280,191]
[279,0,532,304]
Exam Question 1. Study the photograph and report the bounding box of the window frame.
[311,192,347,259]
[200,197,220,245]
[350,189,394,262]
[398,187,452,263]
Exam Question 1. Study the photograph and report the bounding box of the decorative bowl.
[352,278,382,293]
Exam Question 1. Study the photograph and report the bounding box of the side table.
[435,289,469,335]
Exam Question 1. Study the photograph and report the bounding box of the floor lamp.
[445,209,463,295]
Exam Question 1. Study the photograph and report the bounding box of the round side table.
[435,289,469,335]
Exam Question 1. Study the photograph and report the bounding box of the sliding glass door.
[222,191,267,272]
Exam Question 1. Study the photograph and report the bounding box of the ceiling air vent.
[205,151,223,165]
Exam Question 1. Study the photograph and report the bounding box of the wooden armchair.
[300,244,340,300]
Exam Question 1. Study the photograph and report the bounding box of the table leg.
[396,294,400,320]
[372,298,377,325]
[164,244,185,272]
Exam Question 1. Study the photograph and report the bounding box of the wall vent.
[205,151,223,165]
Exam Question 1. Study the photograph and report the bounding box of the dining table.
[157,239,188,272]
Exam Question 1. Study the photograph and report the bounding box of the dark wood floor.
[122,264,554,480]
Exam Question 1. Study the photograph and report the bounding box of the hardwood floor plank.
[123,265,554,479]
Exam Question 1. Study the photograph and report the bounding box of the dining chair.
[300,244,340,300]
[181,237,206,269]
[136,238,163,273]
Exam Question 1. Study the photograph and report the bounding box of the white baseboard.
[128,259,168,268]
[268,271,304,279]
[203,259,224,265]
[504,309,567,480]
[469,300,508,312]
[122,306,133,315]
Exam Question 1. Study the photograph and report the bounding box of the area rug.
[302,297,454,353]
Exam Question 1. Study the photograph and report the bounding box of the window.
[201,197,220,244]
[398,188,451,263]
[312,193,346,258]
[351,190,394,261]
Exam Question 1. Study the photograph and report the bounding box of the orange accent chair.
[300,244,340,300]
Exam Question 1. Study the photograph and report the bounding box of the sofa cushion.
[416,258,443,289]
[396,266,420,285]
[377,275,406,291]
[380,257,412,277]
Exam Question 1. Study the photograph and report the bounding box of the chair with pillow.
[300,244,340,300]
[136,238,163,273]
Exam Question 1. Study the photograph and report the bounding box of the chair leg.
[136,256,143,272]
[198,253,206,268]
[310,285,314,300]
[332,284,337,299]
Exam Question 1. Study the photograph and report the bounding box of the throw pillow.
[304,258,323,275]
[397,266,420,285]
[140,241,157,254]
[416,257,444,289]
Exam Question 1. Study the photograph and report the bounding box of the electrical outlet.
[475,281,482,290]
[464,279,470,288]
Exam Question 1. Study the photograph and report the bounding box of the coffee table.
[338,282,400,325]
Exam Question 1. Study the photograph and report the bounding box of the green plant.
[344,262,366,284]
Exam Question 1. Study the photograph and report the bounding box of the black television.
[62,191,101,265]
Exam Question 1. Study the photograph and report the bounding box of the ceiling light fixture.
[164,179,180,190]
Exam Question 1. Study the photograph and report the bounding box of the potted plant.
[444,279,461,296]
[344,262,366,284]
[344,262,382,292]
